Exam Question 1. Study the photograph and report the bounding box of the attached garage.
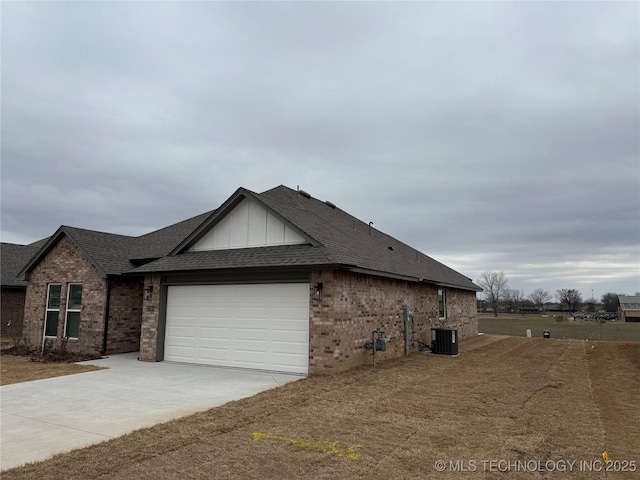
[164,283,310,374]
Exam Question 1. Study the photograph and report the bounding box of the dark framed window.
[45,284,62,337]
[438,289,446,319]
[64,284,82,339]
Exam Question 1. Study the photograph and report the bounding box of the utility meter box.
[375,338,387,352]
[431,327,458,355]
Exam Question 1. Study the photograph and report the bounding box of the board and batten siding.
[189,198,305,251]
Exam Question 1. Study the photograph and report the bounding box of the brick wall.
[308,270,477,374]
[104,279,144,354]
[1,288,26,338]
[139,275,162,361]
[22,236,107,355]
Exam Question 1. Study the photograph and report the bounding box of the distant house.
[618,296,640,323]
[18,185,481,374]
[1,239,48,338]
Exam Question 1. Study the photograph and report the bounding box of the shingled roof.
[1,239,48,287]
[129,186,481,291]
[16,185,480,291]
[128,210,213,262]
[19,226,139,280]
[19,212,212,280]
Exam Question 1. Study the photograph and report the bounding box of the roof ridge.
[61,225,137,239]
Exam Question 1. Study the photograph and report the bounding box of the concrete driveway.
[0,353,302,470]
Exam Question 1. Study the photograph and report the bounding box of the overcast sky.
[2,1,638,301]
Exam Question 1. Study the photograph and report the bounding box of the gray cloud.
[2,1,638,299]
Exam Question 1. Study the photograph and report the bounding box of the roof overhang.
[345,267,483,292]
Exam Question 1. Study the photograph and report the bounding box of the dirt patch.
[0,355,106,386]
[3,335,639,479]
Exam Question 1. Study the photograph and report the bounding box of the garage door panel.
[196,347,230,362]
[233,349,270,364]
[272,353,308,370]
[165,283,309,374]
[235,306,268,320]
[272,342,307,353]
[272,306,309,319]
[272,329,307,343]
[200,306,231,318]
[198,327,230,341]
[168,305,197,316]
[234,328,268,341]
[167,325,196,337]
[164,345,195,361]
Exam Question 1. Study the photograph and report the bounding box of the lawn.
[0,354,105,386]
[2,334,639,479]
[479,313,640,342]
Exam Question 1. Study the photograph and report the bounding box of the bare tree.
[555,289,583,312]
[600,293,620,313]
[529,288,551,313]
[504,288,525,313]
[478,271,508,317]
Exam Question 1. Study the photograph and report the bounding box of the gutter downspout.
[102,279,112,355]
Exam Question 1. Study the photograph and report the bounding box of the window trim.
[64,283,83,339]
[44,283,62,339]
[438,288,447,319]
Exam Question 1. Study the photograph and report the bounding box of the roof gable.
[172,188,319,255]
[188,197,306,251]
[19,226,138,280]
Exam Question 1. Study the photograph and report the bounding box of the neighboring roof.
[1,240,48,287]
[619,296,640,309]
[131,185,482,291]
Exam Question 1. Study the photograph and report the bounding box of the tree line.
[477,271,633,317]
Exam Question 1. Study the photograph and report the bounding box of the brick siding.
[139,275,162,361]
[1,288,27,338]
[309,270,477,374]
[22,237,145,355]
[104,279,144,354]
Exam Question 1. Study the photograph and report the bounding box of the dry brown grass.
[0,355,105,386]
[3,335,639,479]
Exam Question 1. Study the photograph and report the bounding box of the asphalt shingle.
[1,240,48,287]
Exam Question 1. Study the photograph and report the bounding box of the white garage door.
[165,283,310,374]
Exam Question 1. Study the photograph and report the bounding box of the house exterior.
[1,239,48,338]
[19,185,481,374]
[618,296,640,322]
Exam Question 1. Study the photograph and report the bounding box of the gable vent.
[325,200,337,209]
[298,190,311,199]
